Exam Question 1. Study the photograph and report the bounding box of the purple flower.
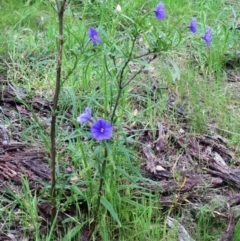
[88,27,102,46]
[155,2,165,20]
[91,119,113,141]
[203,27,211,47]
[77,107,92,124]
[189,18,197,33]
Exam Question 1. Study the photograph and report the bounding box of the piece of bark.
[228,194,240,206]
[167,216,196,241]
[0,82,53,114]
[140,174,223,194]
[173,133,233,165]
[218,203,235,241]
[205,160,240,189]
[160,174,223,193]
[143,146,172,178]
[155,121,165,152]
[0,146,50,191]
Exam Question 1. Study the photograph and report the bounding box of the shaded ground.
[0,71,240,241]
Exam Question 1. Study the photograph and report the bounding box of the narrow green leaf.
[62,225,81,241]
[100,196,121,226]
[116,166,134,182]
[167,57,180,82]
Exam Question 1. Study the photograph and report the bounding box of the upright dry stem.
[50,0,68,225]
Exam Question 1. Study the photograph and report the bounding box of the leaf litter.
[0,74,240,240]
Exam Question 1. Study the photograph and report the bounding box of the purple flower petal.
[88,27,102,46]
[91,119,113,141]
[77,107,92,124]
[203,27,211,47]
[155,2,165,20]
[189,18,197,33]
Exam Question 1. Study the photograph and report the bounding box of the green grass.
[0,0,240,240]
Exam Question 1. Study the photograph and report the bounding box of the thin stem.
[122,53,158,89]
[110,37,158,123]
[117,36,137,89]
[111,55,157,122]
[110,36,137,122]
[50,0,68,225]
[87,147,108,240]
[110,86,122,123]
[133,51,156,60]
